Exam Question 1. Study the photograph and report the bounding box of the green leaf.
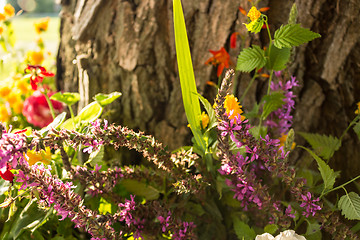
[338,192,360,220]
[353,121,360,140]
[196,93,217,130]
[236,45,266,72]
[274,24,321,49]
[121,179,160,201]
[50,92,80,106]
[300,146,337,193]
[265,44,291,71]
[264,224,279,235]
[8,199,47,239]
[305,219,322,240]
[39,112,67,136]
[173,0,206,152]
[261,92,285,120]
[93,91,122,107]
[232,217,256,240]
[61,102,103,130]
[249,125,267,139]
[85,145,105,165]
[298,132,341,160]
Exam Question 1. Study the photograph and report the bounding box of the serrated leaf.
[236,45,266,72]
[265,44,291,71]
[274,24,321,49]
[232,216,256,240]
[353,121,360,140]
[298,132,341,160]
[261,92,285,120]
[338,192,360,220]
[300,147,337,193]
[50,92,80,106]
[93,92,122,107]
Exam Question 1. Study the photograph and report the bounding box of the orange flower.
[224,94,246,123]
[355,102,360,115]
[34,17,50,34]
[200,112,209,129]
[205,47,230,77]
[0,26,3,35]
[0,13,5,21]
[259,7,270,12]
[4,4,15,18]
[238,7,247,16]
[279,133,296,150]
[247,6,261,22]
[230,32,239,49]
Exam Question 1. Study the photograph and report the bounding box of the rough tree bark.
[57,0,360,178]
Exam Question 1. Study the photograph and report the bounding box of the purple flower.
[118,195,136,226]
[265,75,299,136]
[158,211,171,232]
[218,119,241,142]
[300,192,321,217]
[285,204,296,219]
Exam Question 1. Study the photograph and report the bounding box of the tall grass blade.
[173,0,205,151]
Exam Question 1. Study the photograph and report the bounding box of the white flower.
[256,233,275,240]
[256,230,306,240]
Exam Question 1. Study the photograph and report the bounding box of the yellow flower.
[27,50,44,65]
[25,147,51,166]
[12,101,23,114]
[224,94,246,122]
[247,6,261,22]
[34,17,50,34]
[15,78,32,95]
[0,104,10,122]
[200,112,209,129]
[4,4,15,18]
[355,102,360,115]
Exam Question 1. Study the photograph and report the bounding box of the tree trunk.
[57,0,360,177]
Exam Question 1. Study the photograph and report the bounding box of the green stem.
[322,174,360,196]
[239,72,257,103]
[264,16,272,54]
[68,105,77,128]
[42,87,56,119]
[267,70,274,95]
[294,216,305,231]
[339,114,360,142]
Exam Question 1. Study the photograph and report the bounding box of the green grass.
[11,16,60,42]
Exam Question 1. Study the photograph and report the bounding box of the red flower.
[25,65,55,90]
[22,90,64,128]
[205,47,230,77]
[0,163,14,183]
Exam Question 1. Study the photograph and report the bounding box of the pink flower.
[22,90,64,128]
